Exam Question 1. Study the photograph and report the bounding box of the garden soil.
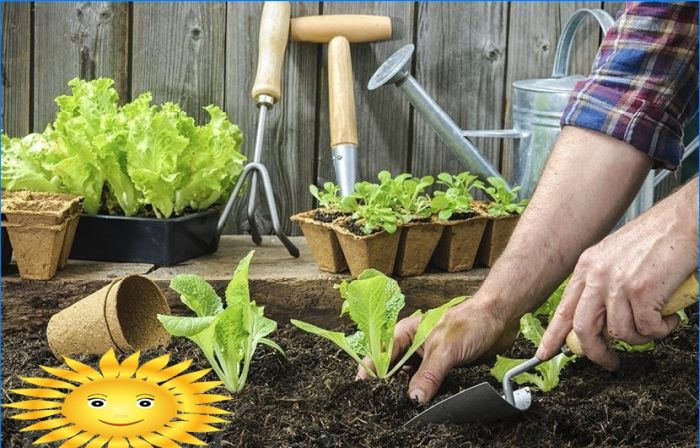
[3,309,697,448]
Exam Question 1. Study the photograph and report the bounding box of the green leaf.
[519,313,545,346]
[157,314,216,338]
[170,274,223,317]
[612,340,655,352]
[226,250,255,305]
[290,319,371,374]
[491,353,576,392]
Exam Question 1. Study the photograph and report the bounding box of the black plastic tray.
[70,209,221,266]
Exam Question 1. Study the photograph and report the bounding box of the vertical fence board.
[131,3,225,124]
[501,2,601,179]
[223,2,320,236]
[315,2,415,186]
[33,2,129,130]
[2,2,31,137]
[411,2,507,181]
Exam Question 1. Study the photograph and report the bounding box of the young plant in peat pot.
[333,174,402,277]
[291,182,348,273]
[386,173,444,277]
[477,176,529,266]
[429,172,488,272]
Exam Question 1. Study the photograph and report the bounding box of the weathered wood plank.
[410,2,508,182]
[33,2,129,130]
[222,2,319,236]
[501,2,601,180]
[603,2,626,21]
[316,2,414,186]
[2,3,31,137]
[2,236,488,330]
[131,2,225,124]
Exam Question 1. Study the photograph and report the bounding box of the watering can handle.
[551,8,615,78]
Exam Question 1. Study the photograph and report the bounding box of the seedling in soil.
[430,171,484,221]
[157,250,284,393]
[383,172,435,224]
[482,176,529,217]
[310,182,345,222]
[341,174,400,235]
[291,269,464,378]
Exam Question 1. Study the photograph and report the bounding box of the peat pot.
[292,210,348,273]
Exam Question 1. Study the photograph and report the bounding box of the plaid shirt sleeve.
[561,2,698,170]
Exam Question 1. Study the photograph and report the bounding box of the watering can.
[368,9,615,201]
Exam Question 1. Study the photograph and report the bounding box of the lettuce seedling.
[341,174,400,235]
[482,176,529,217]
[381,172,435,224]
[310,182,342,211]
[430,171,484,221]
[157,251,284,393]
[291,269,465,378]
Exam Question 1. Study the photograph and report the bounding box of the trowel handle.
[328,35,358,148]
[566,272,699,356]
[252,2,291,102]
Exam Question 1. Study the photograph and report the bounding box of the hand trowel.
[407,272,699,426]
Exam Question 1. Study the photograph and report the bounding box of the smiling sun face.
[5,349,230,447]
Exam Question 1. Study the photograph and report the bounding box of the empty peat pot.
[46,274,171,359]
[431,212,488,273]
[292,210,348,273]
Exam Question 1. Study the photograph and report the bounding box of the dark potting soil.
[2,311,697,448]
[313,209,345,224]
[450,211,477,221]
[344,219,373,237]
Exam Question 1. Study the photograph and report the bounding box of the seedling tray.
[70,209,220,266]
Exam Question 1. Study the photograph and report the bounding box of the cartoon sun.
[4,349,230,447]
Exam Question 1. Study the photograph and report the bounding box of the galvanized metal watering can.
[368,9,614,200]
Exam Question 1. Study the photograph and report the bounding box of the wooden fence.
[6,1,683,237]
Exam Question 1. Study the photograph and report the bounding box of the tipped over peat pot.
[477,214,520,267]
[431,211,488,272]
[70,209,220,266]
[334,219,401,277]
[394,220,444,277]
[292,210,348,273]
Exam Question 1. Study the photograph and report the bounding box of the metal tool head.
[406,382,531,427]
[332,144,358,197]
[367,44,414,90]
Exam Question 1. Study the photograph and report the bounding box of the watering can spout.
[368,44,503,185]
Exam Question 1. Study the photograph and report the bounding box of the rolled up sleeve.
[561,2,698,170]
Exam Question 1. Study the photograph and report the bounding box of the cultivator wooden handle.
[328,35,358,148]
[291,15,392,43]
[566,272,699,356]
[252,2,291,102]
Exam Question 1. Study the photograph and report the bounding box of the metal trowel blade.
[405,382,531,427]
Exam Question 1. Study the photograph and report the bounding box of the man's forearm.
[474,126,652,323]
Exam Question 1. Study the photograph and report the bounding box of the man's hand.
[537,178,699,369]
[355,299,518,403]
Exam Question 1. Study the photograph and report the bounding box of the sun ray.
[176,403,231,415]
[141,432,182,448]
[117,352,140,378]
[84,435,110,448]
[169,380,223,396]
[33,424,81,444]
[19,376,76,390]
[3,399,61,410]
[10,409,62,420]
[20,417,71,432]
[59,431,95,448]
[64,357,103,381]
[40,365,91,384]
[107,437,129,448]
[162,369,211,390]
[174,414,228,425]
[157,426,207,446]
[186,394,230,405]
[135,355,171,381]
[147,360,193,383]
[9,387,67,399]
[126,436,154,448]
[99,349,121,379]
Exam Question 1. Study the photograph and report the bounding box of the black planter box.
[70,209,221,266]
